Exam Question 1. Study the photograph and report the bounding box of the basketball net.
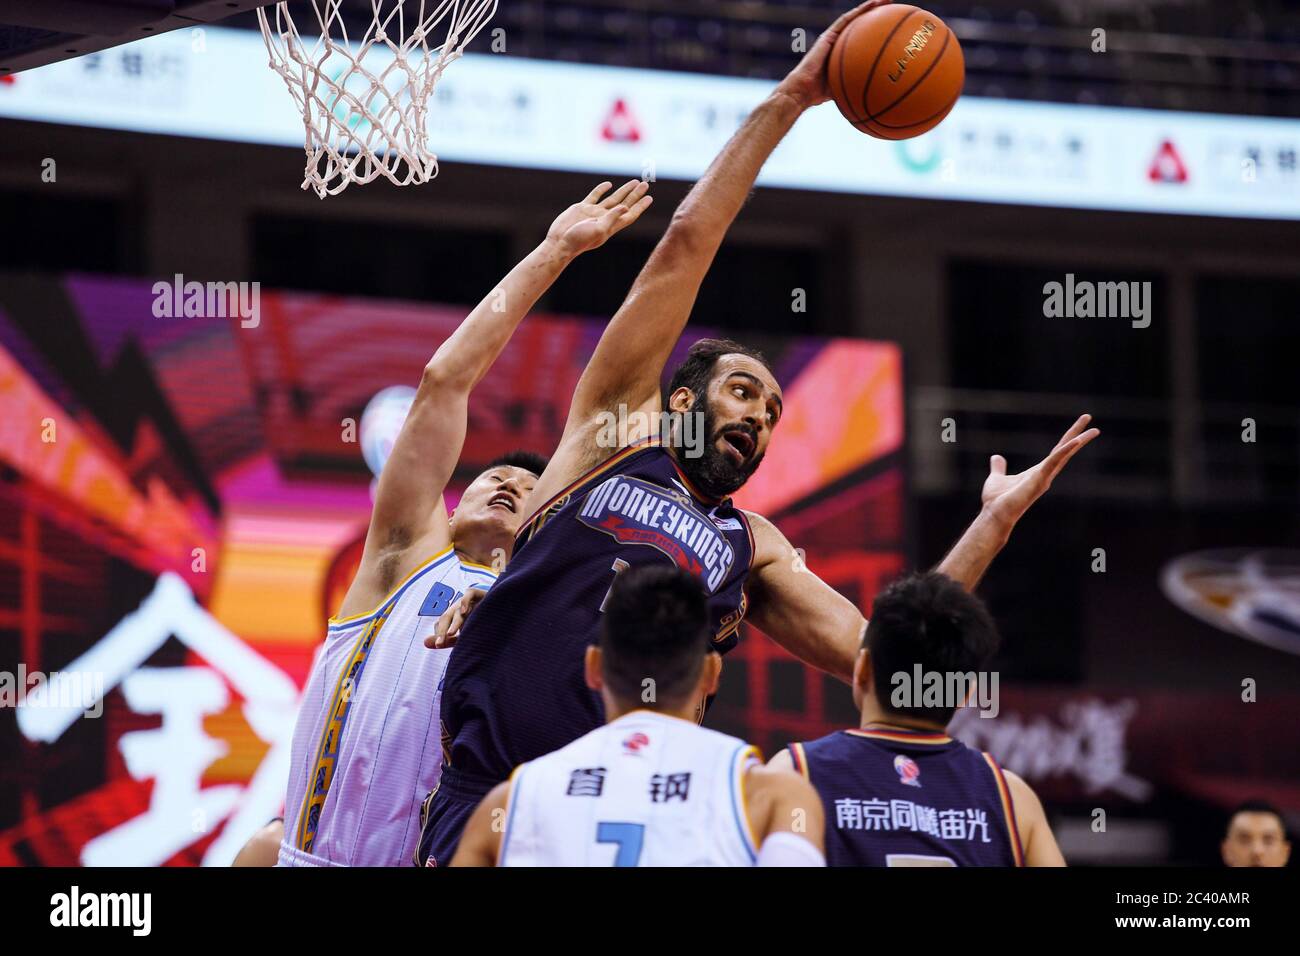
[257,0,498,198]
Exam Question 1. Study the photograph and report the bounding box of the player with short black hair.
[597,564,713,708]
[774,572,1064,867]
[452,565,825,867]
[861,572,1001,725]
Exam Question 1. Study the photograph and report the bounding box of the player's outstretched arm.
[524,2,893,521]
[740,417,1098,683]
[449,780,512,867]
[1003,770,1066,866]
[336,183,652,619]
[934,414,1099,590]
[744,511,865,683]
[743,417,1098,685]
[745,762,827,866]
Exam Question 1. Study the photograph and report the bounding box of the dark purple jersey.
[790,726,1024,867]
[439,439,755,784]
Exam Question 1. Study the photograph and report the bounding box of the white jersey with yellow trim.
[499,710,762,867]
[279,545,497,867]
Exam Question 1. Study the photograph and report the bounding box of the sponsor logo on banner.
[894,123,1089,184]
[4,25,1300,219]
[1209,139,1299,192]
[601,97,641,143]
[1148,139,1189,183]
[43,47,189,107]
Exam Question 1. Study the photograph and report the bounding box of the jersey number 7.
[595,821,644,866]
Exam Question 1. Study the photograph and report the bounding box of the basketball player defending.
[775,572,1064,866]
[453,566,826,867]
[418,0,1098,865]
[276,181,653,866]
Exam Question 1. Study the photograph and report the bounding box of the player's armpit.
[1003,770,1066,867]
[449,781,512,867]
[743,511,863,683]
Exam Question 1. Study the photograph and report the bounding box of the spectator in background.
[1221,800,1291,867]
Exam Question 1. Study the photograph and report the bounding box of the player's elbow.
[661,210,711,259]
[420,355,473,396]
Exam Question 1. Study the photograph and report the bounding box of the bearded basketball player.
[416,0,1098,866]
[275,180,653,866]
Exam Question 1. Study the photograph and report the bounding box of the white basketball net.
[258,0,498,198]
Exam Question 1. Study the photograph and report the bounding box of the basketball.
[828,4,965,140]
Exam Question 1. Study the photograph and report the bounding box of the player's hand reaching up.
[776,0,892,109]
[980,414,1100,529]
[547,180,653,258]
[426,586,489,650]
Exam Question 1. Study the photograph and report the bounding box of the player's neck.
[858,702,948,735]
[606,703,698,725]
[450,529,511,571]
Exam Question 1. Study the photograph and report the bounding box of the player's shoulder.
[737,509,795,568]
[999,767,1044,816]
[687,718,754,750]
[792,729,854,759]
[738,508,776,536]
[743,757,823,831]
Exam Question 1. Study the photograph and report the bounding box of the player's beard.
[673,392,764,499]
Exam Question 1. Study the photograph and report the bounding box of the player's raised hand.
[980,415,1100,528]
[426,586,489,650]
[546,180,653,257]
[776,0,892,110]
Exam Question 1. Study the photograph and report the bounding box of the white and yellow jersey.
[279,545,497,867]
[499,710,762,867]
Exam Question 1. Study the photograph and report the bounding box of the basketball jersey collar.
[609,708,698,729]
[663,443,732,510]
[846,725,954,746]
[515,436,732,544]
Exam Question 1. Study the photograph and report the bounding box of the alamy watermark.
[890,666,1000,718]
[596,405,706,458]
[1042,273,1151,328]
[50,886,150,936]
[2,665,104,719]
[152,273,260,327]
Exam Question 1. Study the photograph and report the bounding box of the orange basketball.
[827,4,964,140]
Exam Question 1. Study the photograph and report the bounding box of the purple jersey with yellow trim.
[439,439,755,783]
[789,727,1024,867]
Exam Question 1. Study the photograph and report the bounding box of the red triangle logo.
[1148,139,1188,184]
[600,98,641,144]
